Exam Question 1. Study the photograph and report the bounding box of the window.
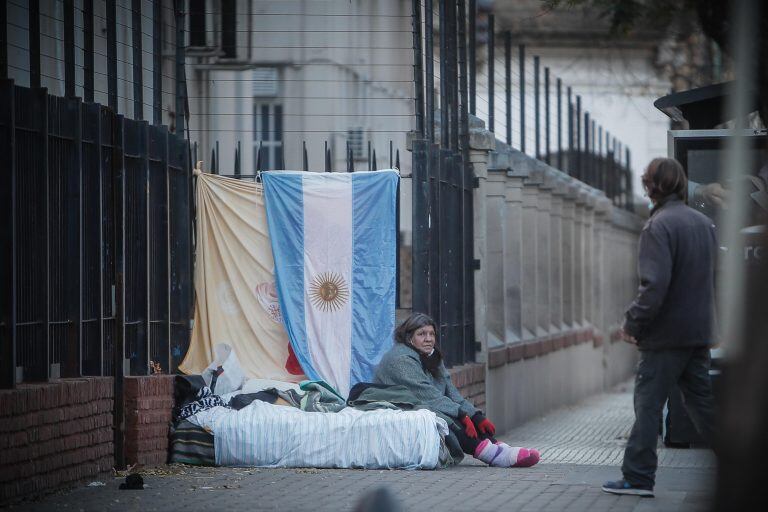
[254,103,283,171]
[347,127,365,160]
[221,0,236,58]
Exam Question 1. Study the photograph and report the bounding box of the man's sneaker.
[602,479,654,497]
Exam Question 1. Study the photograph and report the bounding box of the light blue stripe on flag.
[262,172,318,381]
[350,171,398,385]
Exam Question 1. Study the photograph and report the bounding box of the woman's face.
[410,324,436,355]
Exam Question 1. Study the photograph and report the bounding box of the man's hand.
[620,328,637,345]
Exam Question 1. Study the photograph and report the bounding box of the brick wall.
[124,375,175,467]
[449,363,486,412]
[0,378,114,503]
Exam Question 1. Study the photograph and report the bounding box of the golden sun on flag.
[309,272,349,312]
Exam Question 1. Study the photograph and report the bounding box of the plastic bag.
[202,343,246,395]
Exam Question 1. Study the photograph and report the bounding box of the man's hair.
[393,312,436,344]
[642,157,687,201]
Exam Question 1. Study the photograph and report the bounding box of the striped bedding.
[188,400,448,470]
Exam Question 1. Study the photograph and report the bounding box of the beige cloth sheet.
[179,172,305,382]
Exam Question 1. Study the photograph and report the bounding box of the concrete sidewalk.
[13,381,716,512]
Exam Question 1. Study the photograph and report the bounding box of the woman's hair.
[642,157,687,202]
[393,312,442,377]
[394,312,437,344]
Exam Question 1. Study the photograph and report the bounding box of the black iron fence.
[0,80,193,389]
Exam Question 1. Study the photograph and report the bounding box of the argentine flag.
[262,170,399,397]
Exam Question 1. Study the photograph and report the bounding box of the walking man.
[602,158,718,497]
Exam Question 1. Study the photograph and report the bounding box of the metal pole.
[598,125,603,191]
[545,67,550,164]
[468,0,476,116]
[448,0,458,151]
[575,95,581,180]
[567,86,572,175]
[107,0,117,110]
[132,0,143,119]
[175,2,186,137]
[504,31,511,146]
[64,0,75,97]
[519,44,525,153]
[534,56,540,159]
[412,0,424,137]
[584,111,590,185]
[458,0,469,159]
[425,0,435,143]
[557,78,562,169]
[439,0,448,148]
[153,1,162,124]
[487,14,494,134]
[0,2,6,79]
[29,0,40,89]
[83,0,94,103]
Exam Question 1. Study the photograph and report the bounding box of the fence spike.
[325,141,331,172]
[372,148,377,171]
[302,140,308,172]
[256,141,262,171]
[367,140,371,172]
[395,149,400,170]
[210,147,216,174]
[235,141,241,176]
[389,140,393,168]
[216,140,220,175]
[347,140,353,172]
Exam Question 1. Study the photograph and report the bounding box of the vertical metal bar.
[468,0,476,116]
[373,148,377,171]
[367,140,371,172]
[0,81,15,387]
[567,86,572,175]
[325,141,330,172]
[175,2,186,137]
[487,14,494,134]
[625,146,633,212]
[412,0,424,136]
[425,0,434,143]
[132,0,143,119]
[598,124,603,191]
[534,56,540,159]
[448,0,458,151]
[153,0,162,124]
[519,44,525,153]
[439,0,449,147]
[575,95,581,180]
[544,67,550,164]
[29,0,40,89]
[107,0,117,110]
[389,140,393,168]
[41,87,49,381]
[83,0,94,103]
[0,3,7,79]
[504,31,511,145]
[113,113,126,468]
[65,96,83,377]
[64,0,75,97]
[591,119,596,186]
[557,78,562,169]
[458,0,469,160]
[302,141,308,172]
[584,112,590,185]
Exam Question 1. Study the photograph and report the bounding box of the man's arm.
[623,225,673,339]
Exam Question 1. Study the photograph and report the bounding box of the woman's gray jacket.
[373,343,478,420]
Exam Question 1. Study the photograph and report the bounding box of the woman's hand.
[460,414,478,439]
[472,412,496,436]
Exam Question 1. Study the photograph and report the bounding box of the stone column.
[521,173,541,341]
[561,185,577,331]
[485,166,507,349]
[549,175,567,333]
[534,165,553,339]
[469,122,495,360]
[504,160,528,344]
[572,189,587,330]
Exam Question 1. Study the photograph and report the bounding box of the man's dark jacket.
[623,195,718,350]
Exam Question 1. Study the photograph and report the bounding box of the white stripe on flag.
[302,174,353,396]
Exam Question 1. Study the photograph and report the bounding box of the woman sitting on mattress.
[374,312,540,468]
